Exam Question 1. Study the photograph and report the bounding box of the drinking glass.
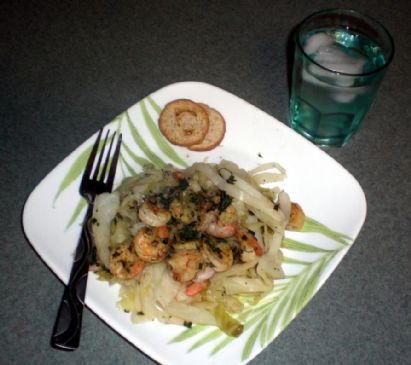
[289,9,394,147]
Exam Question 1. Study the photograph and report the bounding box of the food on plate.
[159,99,209,146]
[158,99,226,151]
[188,103,226,151]
[90,160,304,336]
[286,202,305,231]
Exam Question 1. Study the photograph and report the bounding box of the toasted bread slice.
[159,99,209,146]
[188,103,226,151]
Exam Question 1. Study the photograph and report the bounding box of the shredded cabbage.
[92,192,120,268]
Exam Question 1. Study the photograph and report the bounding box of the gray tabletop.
[1,1,410,364]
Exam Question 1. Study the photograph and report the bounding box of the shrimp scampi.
[91,159,304,337]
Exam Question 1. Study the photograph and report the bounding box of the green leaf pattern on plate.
[53,145,93,204]
[54,95,353,362]
[65,198,87,230]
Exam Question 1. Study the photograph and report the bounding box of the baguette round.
[188,103,226,151]
[159,99,209,146]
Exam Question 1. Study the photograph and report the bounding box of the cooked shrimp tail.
[185,280,209,296]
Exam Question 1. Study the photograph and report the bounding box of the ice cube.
[306,62,355,87]
[332,86,369,103]
[302,68,367,103]
[306,44,367,88]
[314,44,366,75]
[302,68,329,88]
[303,33,334,55]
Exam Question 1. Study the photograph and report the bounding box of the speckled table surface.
[1,1,410,364]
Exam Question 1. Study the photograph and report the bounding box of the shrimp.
[236,230,264,262]
[286,202,305,231]
[197,210,217,232]
[156,225,170,239]
[172,170,185,181]
[206,222,237,238]
[167,249,203,282]
[195,266,215,282]
[201,240,233,272]
[218,204,237,225]
[109,243,145,280]
[138,200,171,227]
[185,280,209,296]
[133,227,169,263]
[170,198,197,224]
[199,205,237,238]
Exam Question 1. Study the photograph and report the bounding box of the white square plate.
[23,82,366,365]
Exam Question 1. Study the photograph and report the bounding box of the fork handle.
[51,205,93,351]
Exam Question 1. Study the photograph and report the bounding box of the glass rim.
[296,8,395,77]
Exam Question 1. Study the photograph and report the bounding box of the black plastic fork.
[51,128,122,351]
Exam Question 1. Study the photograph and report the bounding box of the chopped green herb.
[226,175,236,184]
[218,168,236,184]
[179,223,199,241]
[218,191,232,212]
[178,179,189,189]
[189,193,203,205]
[183,321,192,328]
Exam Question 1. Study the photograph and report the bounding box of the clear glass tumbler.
[289,9,394,147]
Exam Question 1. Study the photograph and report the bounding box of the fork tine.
[81,128,103,185]
[106,133,122,192]
[92,129,110,180]
[99,132,116,182]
